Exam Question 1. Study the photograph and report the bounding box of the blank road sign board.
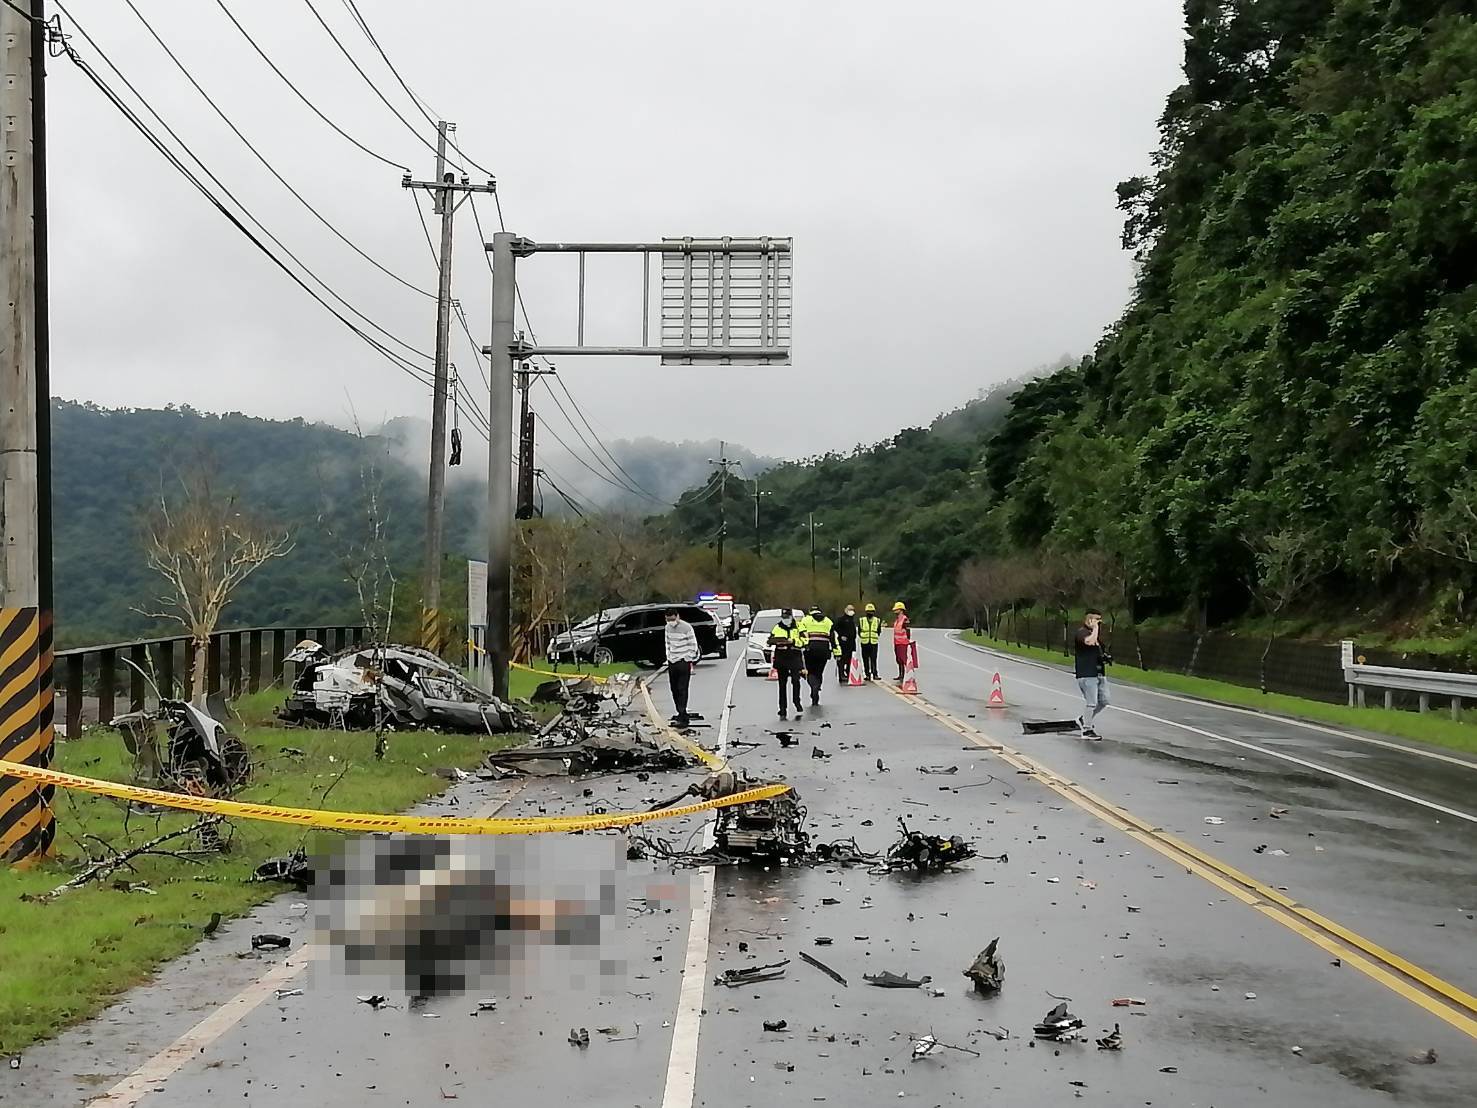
[661,237,791,365]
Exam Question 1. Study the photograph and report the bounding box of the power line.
[51,4,437,394]
[300,0,466,173]
[549,373,665,503]
[121,0,437,310]
[212,0,410,173]
[338,0,497,180]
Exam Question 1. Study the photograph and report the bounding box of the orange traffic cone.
[766,665,779,681]
[900,643,919,694]
[848,657,864,686]
[988,672,1005,706]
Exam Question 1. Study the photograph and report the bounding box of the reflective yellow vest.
[858,615,883,644]
[797,615,839,656]
[766,622,805,657]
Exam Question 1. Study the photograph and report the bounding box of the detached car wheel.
[592,646,615,666]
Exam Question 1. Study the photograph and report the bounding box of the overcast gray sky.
[46,0,1183,460]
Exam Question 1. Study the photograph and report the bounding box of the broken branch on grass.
[40,816,225,902]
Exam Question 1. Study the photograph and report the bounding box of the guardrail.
[56,624,365,736]
[1341,639,1474,719]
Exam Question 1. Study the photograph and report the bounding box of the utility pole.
[856,548,865,604]
[707,442,739,571]
[483,231,519,700]
[832,541,850,583]
[806,514,822,598]
[752,479,770,557]
[402,122,494,655]
[1,0,55,864]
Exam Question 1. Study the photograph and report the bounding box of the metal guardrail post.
[98,648,116,725]
[227,631,242,696]
[65,654,83,737]
[185,640,197,699]
[316,626,329,650]
[159,640,175,698]
[248,630,262,693]
[129,643,147,711]
[207,635,221,696]
[332,627,346,652]
[271,629,286,686]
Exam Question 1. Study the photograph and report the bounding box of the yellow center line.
[882,683,1477,1040]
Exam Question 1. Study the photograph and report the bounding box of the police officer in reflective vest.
[766,608,807,720]
[857,602,883,680]
[796,605,839,706]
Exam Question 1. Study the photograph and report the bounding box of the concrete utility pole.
[805,514,822,598]
[832,541,850,583]
[752,479,769,557]
[401,122,494,655]
[707,442,739,571]
[1,0,56,864]
[483,232,519,699]
[856,548,865,603]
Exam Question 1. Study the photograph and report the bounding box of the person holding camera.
[1074,608,1111,738]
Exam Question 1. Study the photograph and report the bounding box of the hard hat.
[864,603,876,612]
[892,601,906,612]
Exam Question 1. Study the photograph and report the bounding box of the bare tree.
[137,465,294,704]
[1245,529,1322,694]
[958,557,1009,636]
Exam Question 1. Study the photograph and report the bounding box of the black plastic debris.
[251,933,291,950]
[885,819,977,873]
[252,848,311,889]
[800,951,848,987]
[812,746,830,759]
[863,971,931,989]
[963,937,1005,994]
[762,1019,789,1032]
[1034,1002,1085,1041]
[357,994,388,1009]
[715,960,789,987]
[1022,719,1079,735]
[203,911,222,937]
[876,758,888,772]
[812,838,878,866]
[1096,1023,1123,1051]
[918,765,959,775]
[568,1027,590,1048]
[775,732,797,748]
[815,936,834,946]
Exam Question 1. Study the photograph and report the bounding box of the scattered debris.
[251,933,291,951]
[487,728,691,779]
[203,911,223,937]
[800,951,848,987]
[775,732,798,748]
[1022,719,1080,735]
[568,1027,590,1048]
[1159,1066,1178,1074]
[1203,817,1224,825]
[1253,844,1288,856]
[909,1034,980,1059]
[1269,807,1289,819]
[1110,997,1146,1007]
[1096,1024,1123,1051]
[252,848,311,889]
[357,994,389,1009]
[884,819,977,873]
[1291,1045,1303,1055]
[1407,1048,1438,1065]
[876,758,888,772]
[812,746,830,759]
[274,988,303,1000]
[864,971,931,989]
[917,765,959,775]
[715,961,790,987]
[112,697,250,797]
[279,641,533,733]
[763,1019,790,1032]
[1034,1003,1085,1042]
[815,936,833,946]
[1244,992,1258,1000]
[963,938,1004,994]
[1126,905,1142,913]
[812,838,879,866]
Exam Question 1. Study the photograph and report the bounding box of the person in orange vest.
[891,601,912,682]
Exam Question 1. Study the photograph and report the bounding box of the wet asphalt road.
[8,631,1477,1106]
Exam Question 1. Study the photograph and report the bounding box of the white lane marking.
[945,631,1477,770]
[95,786,519,1106]
[920,639,1477,824]
[660,651,742,1108]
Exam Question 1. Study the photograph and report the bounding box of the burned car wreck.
[112,697,251,797]
[278,641,533,734]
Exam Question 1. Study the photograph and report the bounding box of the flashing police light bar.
[697,593,733,601]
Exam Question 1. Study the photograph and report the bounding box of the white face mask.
[845,609,855,616]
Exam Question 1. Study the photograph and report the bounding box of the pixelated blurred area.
[312,834,690,999]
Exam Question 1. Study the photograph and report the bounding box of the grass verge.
[959,631,1477,757]
[0,695,522,1053]
[507,661,638,703]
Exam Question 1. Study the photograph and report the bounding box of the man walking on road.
[891,601,912,682]
[834,604,859,686]
[664,608,701,730]
[767,608,806,719]
[1074,608,1110,738]
[858,602,882,679]
[797,605,839,706]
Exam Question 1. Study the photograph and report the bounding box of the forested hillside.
[982,0,1477,632]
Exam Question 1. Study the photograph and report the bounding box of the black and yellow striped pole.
[421,606,444,656]
[1,0,55,864]
[0,609,54,862]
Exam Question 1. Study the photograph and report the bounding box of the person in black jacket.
[766,609,806,719]
[833,604,858,686]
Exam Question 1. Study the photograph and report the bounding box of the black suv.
[546,604,726,665]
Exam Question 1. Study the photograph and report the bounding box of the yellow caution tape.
[637,678,727,771]
[0,759,787,836]
[511,662,612,685]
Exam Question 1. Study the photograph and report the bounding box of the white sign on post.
[467,560,487,668]
[661,237,792,366]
